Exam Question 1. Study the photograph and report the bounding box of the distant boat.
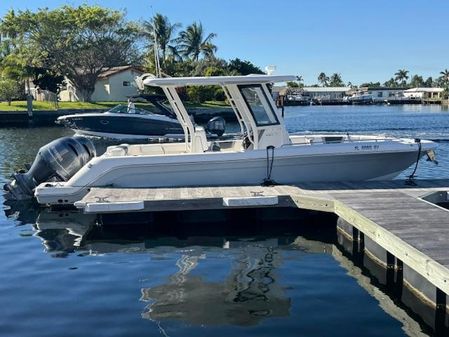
[349,93,374,105]
[383,97,422,105]
[285,94,311,106]
[56,95,183,139]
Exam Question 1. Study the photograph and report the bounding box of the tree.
[1,5,140,101]
[186,85,215,103]
[177,22,217,61]
[360,82,381,88]
[318,72,329,87]
[440,69,449,86]
[142,13,182,66]
[440,69,449,98]
[227,58,264,75]
[424,77,434,88]
[192,57,228,76]
[394,69,409,86]
[0,38,12,64]
[287,76,304,88]
[329,73,344,87]
[384,78,397,87]
[201,42,217,60]
[31,68,64,93]
[409,74,424,88]
[0,76,21,105]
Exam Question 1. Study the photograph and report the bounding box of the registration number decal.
[354,145,380,151]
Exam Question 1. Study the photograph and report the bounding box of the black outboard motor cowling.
[3,136,96,201]
[206,116,226,137]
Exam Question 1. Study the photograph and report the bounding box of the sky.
[1,0,448,85]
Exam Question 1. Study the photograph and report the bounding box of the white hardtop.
[144,75,296,87]
[143,74,295,152]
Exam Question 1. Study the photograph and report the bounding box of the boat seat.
[106,146,127,157]
[106,144,132,157]
[127,144,165,156]
[192,127,209,153]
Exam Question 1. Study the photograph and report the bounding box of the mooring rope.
[405,138,422,186]
[262,145,277,186]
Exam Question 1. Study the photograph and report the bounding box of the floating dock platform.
[74,179,449,334]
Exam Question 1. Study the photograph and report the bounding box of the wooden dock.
[75,179,449,299]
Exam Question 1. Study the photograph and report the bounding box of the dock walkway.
[76,179,449,295]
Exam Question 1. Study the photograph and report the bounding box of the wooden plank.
[334,198,449,295]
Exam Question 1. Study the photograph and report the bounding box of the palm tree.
[177,22,217,61]
[142,13,182,64]
[318,72,329,86]
[394,69,409,86]
[440,69,449,98]
[0,40,11,63]
[409,74,424,88]
[201,42,217,60]
[329,73,344,87]
[440,69,449,84]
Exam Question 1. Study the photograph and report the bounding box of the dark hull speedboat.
[57,100,184,140]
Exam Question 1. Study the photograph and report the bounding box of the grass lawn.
[0,100,230,112]
[185,100,230,108]
[0,101,123,112]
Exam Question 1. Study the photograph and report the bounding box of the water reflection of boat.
[33,210,96,256]
[30,209,335,254]
[25,209,337,326]
[140,241,291,326]
[6,207,431,332]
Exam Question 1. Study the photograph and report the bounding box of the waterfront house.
[359,87,407,103]
[59,65,143,102]
[302,87,351,100]
[403,87,444,100]
[273,86,352,105]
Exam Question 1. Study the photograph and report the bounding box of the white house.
[302,87,351,100]
[59,65,144,102]
[360,87,407,102]
[404,87,444,100]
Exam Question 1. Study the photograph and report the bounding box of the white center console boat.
[4,75,437,206]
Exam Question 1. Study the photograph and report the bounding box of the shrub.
[186,85,215,103]
[0,77,22,105]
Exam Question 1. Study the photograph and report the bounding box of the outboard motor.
[3,136,96,201]
[205,116,226,137]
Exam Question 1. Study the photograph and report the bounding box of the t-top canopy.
[143,74,296,87]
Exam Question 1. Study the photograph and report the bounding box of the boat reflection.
[34,210,96,256]
[24,209,336,326]
[140,240,291,326]
[3,206,432,332]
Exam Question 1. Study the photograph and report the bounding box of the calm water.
[1,104,448,337]
[283,104,449,179]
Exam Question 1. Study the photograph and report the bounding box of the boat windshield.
[108,104,163,115]
[238,84,279,126]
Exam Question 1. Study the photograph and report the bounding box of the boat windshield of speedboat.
[107,104,158,115]
[4,74,438,206]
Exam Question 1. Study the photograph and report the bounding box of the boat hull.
[77,151,420,186]
[59,113,183,138]
[35,141,431,205]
